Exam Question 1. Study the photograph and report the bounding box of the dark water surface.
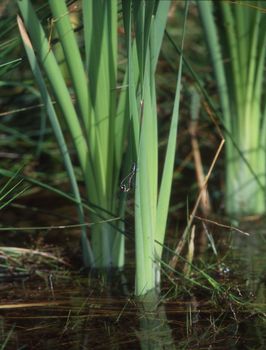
[0,228,265,349]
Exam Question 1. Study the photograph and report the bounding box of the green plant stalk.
[48,0,92,137]
[82,0,125,267]
[155,2,188,259]
[18,0,126,268]
[135,55,158,293]
[123,0,187,295]
[123,0,158,294]
[198,0,266,215]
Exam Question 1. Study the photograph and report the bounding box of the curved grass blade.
[17,14,94,267]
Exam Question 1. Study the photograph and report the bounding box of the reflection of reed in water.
[232,230,266,307]
[136,292,176,350]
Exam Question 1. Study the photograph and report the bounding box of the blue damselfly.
[120,163,137,192]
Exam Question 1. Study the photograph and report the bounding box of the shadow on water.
[0,224,265,349]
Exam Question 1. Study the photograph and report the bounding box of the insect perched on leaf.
[120,163,137,192]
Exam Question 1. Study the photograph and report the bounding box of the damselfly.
[120,163,137,192]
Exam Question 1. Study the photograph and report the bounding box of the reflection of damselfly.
[120,163,137,192]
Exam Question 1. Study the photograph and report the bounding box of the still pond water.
[0,225,265,349]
